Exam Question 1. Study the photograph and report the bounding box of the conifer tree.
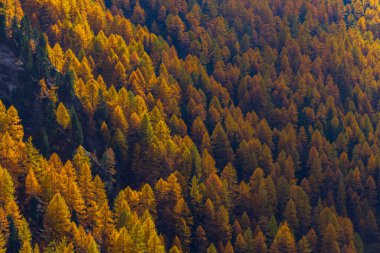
[56,103,71,130]
[252,229,267,253]
[284,199,299,234]
[193,226,208,253]
[267,216,278,242]
[62,71,76,103]
[45,100,57,138]
[35,128,50,156]
[35,34,49,79]
[113,227,131,253]
[140,113,154,148]
[207,243,218,253]
[43,193,71,242]
[225,241,234,253]
[112,128,128,170]
[100,148,116,193]
[321,224,340,253]
[71,107,83,146]
[0,232,7,253]
[25,168,41,197]
[87,235,100,253]
[270,222,297,253]
[297,236,311,253]
[211,123,233,169]
[169,245,181,253]
[0,231,6,253]
[0,166,15,206]
[7,217,21,253]
[19,241,32,253]
[147,232,165,253]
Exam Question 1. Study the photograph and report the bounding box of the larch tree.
[207,243,218,253]
[25,168,41,197]
[269,222,297,253]
[297,236,311,253]
[0,231,6,253]
[112,227,131,253]
[221,163,238,209]
[0,166,15,206]
[19,241,32,253]
[87,235,100,253]
[193,226,208,253]
[224,241,234,253]
[201,149,217,181]
[100,148,116,193]
[284,199,299,235]
[43,193,71,242]
[253,230,267,253]
[321,224,340,253]
[211,122,234,170]
[56,103,71,130]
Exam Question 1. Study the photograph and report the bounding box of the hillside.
[0,44,23,104]
[0,0,379,252]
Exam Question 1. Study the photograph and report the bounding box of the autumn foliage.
[0,0,379,252]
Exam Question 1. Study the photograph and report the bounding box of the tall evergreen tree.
[61,71,76,104]
[7,217,20,253]
[34,34,49,79]
[211,123,234,170]
[71,107,83,146]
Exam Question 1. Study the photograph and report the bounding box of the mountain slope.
[0,44,23,104]
[0,0,379,252]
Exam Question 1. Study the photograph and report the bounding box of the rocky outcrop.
[0,44,23,104]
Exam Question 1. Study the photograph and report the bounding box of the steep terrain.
[0,44,23,104]
[0,0,379,252]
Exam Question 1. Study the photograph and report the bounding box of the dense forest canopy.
[0,0,379,252]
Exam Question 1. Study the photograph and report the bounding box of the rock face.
[0,44,23,104]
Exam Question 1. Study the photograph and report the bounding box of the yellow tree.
[93,202,115,249]
[87,235,100,253]
[270,222,297,253]
[6,106,24,141]
[0,231,6,253]
[0,166,15,206]
[113,62,127,87]
[78,162,95,207]
[44,193,71,242]
[60,163,86,224]
[85,79,100,116]
[0,132,21,178]
[111,106,129,132]
[48,43,65,72]
[112,227,131,253]
[147,232,165,253]
[56,103,71,130]
[72,224,89,252]
[25,168,41,198]
[0,208,9,239]
[19,241,32,253]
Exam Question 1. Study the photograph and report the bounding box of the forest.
[0,0,379,252]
